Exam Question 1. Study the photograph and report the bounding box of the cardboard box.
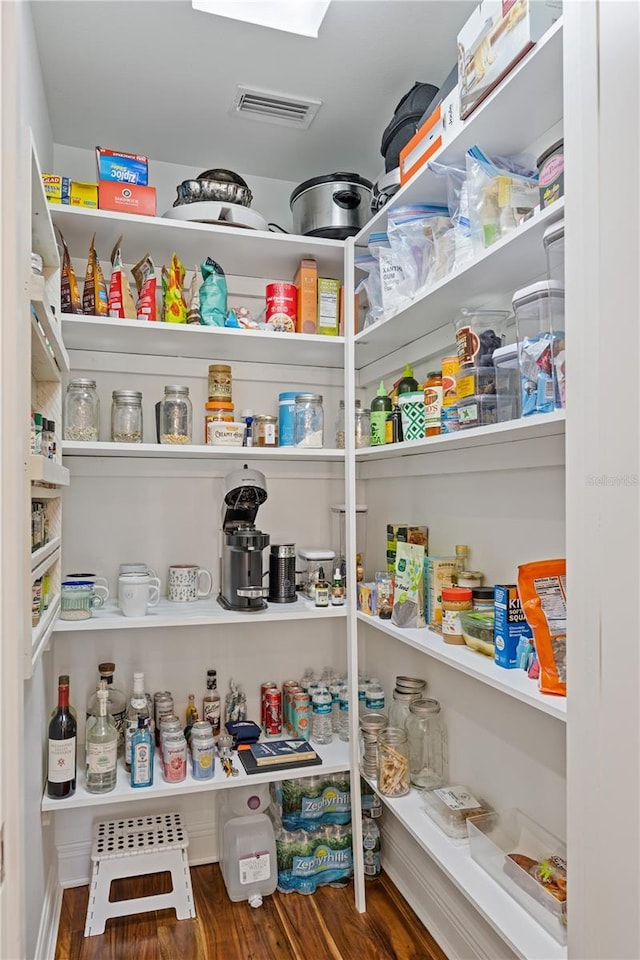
[294,258,317,334]
[424,556,462,627]
[399,84,461,185]
[99,182,157,217]
[386,524,428,575]
[494,584,533,669]
[317,278,340,336]
[42,174,69,203]
[96,147,148,185]
[458,0,562,120]
[69,181,98,209]
[42,176,98,208]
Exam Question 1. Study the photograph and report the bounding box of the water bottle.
[338,687,350,742]
[362,816,381,880]
[311,687,333,745]
[330,678,345,733]
[365,679,385,715]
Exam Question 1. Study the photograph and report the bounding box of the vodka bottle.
[85,688,117,794]
[124,672,149,772]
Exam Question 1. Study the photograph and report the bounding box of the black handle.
[268,222,289,233]
[333,190,361,210]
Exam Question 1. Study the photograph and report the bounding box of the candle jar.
[377,727,410,797]
[111,390,143,443]
[159,385,192,444]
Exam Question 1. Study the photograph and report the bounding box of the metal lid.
[163,384,190,395]
[409,698,441,715]
[271,544,296,557]
[395,676,426,691]
[392,689,421,701]
[69,378,96,389]
[208,363,232,372]
[290,171,373,206]
[254,414,277,423]
[360,712,388,731]
[112,390,142,401]
[295,393,323,403]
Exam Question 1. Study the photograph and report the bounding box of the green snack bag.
[199,257,227,326]
[391,541,426,629]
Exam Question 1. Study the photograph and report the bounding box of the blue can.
[278,391,299,446]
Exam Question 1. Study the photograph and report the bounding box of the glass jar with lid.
[377,727,410,797]
[159,385,192,444]
[252,415,278,447]
[406,698,447,790]
[295,393,324,448]
[64,379,100,442]
[387,688,422,731]
[111,390,143,443]
[354,405,371,448]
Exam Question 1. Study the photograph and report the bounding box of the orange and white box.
[98,182,157,217]
[399,85,461,185]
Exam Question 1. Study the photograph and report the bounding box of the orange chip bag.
[517,559,567,696]
[82,234,108,316]
[163,253,187,324]
[108,236,137,319]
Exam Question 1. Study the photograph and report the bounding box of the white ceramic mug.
[119,562,158,579]
[167,565,212,602]
[118,574,160,617]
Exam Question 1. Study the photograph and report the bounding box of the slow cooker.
[290,172,373,239]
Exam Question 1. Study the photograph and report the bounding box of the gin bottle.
[85,688,117,794]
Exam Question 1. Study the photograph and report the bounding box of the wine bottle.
[47,675,77,799]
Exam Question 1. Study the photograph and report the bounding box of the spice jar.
[377,727,410,797]
[472,587,494,613]
[111,390,143,443]
[252,414,278,447]
[208,364,232,403]
[424,371,443,437]
[295,393,324,448]
[441,587,473,644]
[205,401,234,443]
[64,379,100,442]
[457,570,484,589]
[159,385,192,444]
[406,698,447,790]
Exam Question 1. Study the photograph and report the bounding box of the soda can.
[281,680,300,731]
[153,692,174,748]
[284,683,302,735]
[264,690,282,738]
[261,682,277,729]
[292,692,311,741]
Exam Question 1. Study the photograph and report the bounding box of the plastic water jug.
[218,812,277,907]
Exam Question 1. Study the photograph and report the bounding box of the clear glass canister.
[386,689,421,731]
[160,385,192,444]
[295,393,324,448]
[355,405,371,448]
[252,415,278,447]
[64,379,99,442]
[406,698,447,790]
[377,727,410,797]
[111,390,143,443]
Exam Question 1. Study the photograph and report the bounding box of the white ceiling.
[30,0,473,185]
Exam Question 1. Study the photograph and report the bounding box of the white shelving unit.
[31,536,61,579]
[61,440,345,461]
[28,455,70,485]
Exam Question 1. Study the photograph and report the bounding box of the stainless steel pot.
[290,172,373,239]
[174,169,253,208]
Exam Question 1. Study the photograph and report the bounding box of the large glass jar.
[354,405,371,448]
[63,379,99,441]
[295,393,324,448]
[377,727,410,797]
[111,390,143,443]
[406,698,447,790]
[386,688,421,731]
[159,385,192,444]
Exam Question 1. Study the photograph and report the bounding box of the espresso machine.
[218,465,270,612]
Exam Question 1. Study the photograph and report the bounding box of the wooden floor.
[55,864,447,960]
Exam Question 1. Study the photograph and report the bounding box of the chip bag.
[391,541,426,629]
[186,266,201,325]
[163,253,187,323]
[58,229,82,315]
[517,559,567,696]
[132,253,157,322]
[199,257,227,327]
[108,237,137,319]
[81,234,108,316]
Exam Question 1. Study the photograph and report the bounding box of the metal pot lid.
[290,171,373,206]
[197,169,249,187]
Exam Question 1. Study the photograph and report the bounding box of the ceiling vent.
[230,85,322,129]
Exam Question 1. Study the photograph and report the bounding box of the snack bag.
[199,257,227,327]
[391,541,425,629]
[517,559,567,696]
[161,265,169,321]
[58,230,82,314]
[132,253,157,322]
[163,254,187,323]
[186,266,201,325]
[108,237,137,319]
[82,234,108,316]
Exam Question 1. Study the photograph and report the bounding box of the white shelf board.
[61,441,345,462]
[31,537,61,579]
[358,19,563,240]
[356,411,566,462]
[31,134,60,266]
[364,777,566,960]
[29,456,70,486]
[41,736,350,812]
[30,277,70,375]
[357,613,566,721]
[30,595,60,677]
[49,206,345,280]
[53,595,348,633]
[31,307,60,382]
[61,314,345,368]
[355,200,564,371]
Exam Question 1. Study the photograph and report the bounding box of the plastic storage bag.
[368,232,412,320]
[465,146,538,251]
[387,204,451,296]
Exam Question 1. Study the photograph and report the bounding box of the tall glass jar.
[63,379,99,441]
[386,688,421,731]
[406,698,447,790]
[111,390,143,443]
[377,727,410,797]
[294,393,324,448]
[159,385,192,444]
[354,405,371,448]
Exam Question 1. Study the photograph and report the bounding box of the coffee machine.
[218,465,270,612]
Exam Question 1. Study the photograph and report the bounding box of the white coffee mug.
[118,574,160,617]
[119,562,158,579]
[167,565,212,602]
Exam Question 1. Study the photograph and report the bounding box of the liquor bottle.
[124,672,149,773]
[314,567,329,607]
[85,688,117,794]
[86,662,127,756]
[131,716,154,788]
[202,670,221,737]
[331,568,345,606]
[47,675,77,799]
[185,693,198,728]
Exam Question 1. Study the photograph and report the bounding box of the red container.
[265,282,297,333]
[260,682,277,728]
[264,690,282,738]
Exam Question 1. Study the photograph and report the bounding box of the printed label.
[301,787,350,819]
[293,845,353,876]
[48,738,76,783]
[434,786,480,810]
[239,851,271,885]
[532,575,567,636]
[132,741,151,783]
[87,740,117,774]
[442,609,462,636]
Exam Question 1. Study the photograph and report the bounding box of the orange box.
[293,258,317,334]
[98,182,157,217]
[399,85,461,185]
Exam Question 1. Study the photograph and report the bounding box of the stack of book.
[237,739,321,775]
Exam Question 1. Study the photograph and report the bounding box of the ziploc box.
[494,584,533,669]
[99,182,157,217]
[96,147,148,186]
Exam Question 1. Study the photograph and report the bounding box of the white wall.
[53,144,297,230]
[18,2,52,170]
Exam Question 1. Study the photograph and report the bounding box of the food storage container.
[205,401,235,442]
[543,219,565,288]
[460,610,495,656]
[422,784,492,840]
[111,390,143,443]
[453,309,510,368]
[64,379,100,442]
[278,392,298,447]
[295,394,324,447]
[159,385,192,444]
[492,343,521,422]
[406,698,447,789]
[467,808,567,944]
[455,366,496,401]
[512,281,566,414]
[457,395,498,429]
[206,421,245,446]
[377,727,410,797]
[252,415,278,447]
[537,139,564,209]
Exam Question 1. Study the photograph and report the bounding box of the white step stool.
[84,812,196,937]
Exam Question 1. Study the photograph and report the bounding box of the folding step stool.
[84,812,196,936]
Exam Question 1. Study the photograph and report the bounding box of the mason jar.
[63,379,99,442]
[377,727,410,797]
[159,385,192,444]
[354,405,371,448]
[406,698,448,790]
[111,390,143,443]
[386,688,422,731]
[294,393,324,448]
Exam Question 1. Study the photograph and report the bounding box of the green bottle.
[397,363,418,395]
[370,381,392,446]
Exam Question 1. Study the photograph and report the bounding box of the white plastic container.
[492,343,521,422]
[218,811,277,907]
[512,281,566,414]
[543,219,565,289]
[224,783,271,817]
